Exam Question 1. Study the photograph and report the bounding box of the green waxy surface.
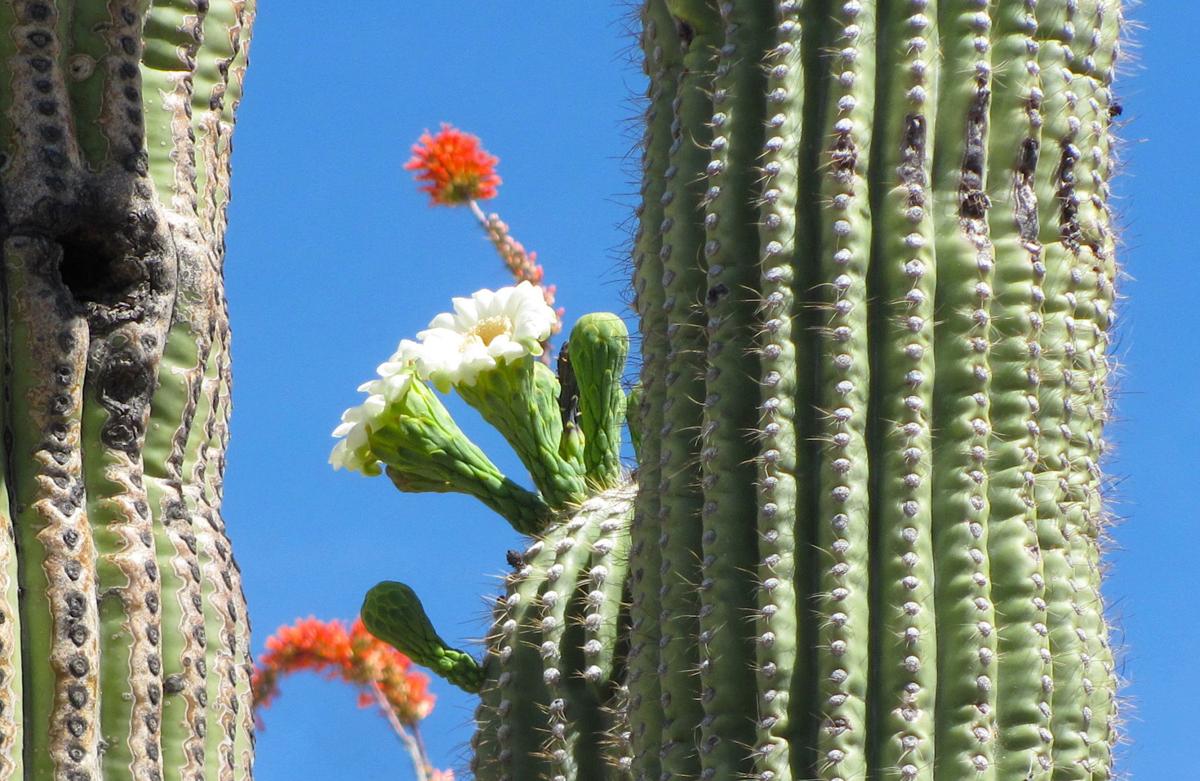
[0,3,257,778]
[866,3,940,778]
[362,582,483,693]
[695,2,770,776]
[625,3,678,777]
[568,312,629,489]
[351,3,1126,779]
[928,3,998,779]
[458,360,587,509]
[984,3,1055,778]
[653,1,718,776]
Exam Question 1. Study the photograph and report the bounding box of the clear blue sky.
[223,3,1198,779]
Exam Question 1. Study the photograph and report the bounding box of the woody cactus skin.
[0,2,256,780]
[623,1,1122,780]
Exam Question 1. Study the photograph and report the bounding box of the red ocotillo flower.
[252,616,434,725]
[405,124,501,206]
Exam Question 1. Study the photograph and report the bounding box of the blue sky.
[224,3,1198,778]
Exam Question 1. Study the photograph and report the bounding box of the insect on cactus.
[0,1,257,779]
[360,1,1127,780]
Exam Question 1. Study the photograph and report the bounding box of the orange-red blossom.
[252,616,434,726]
[405,124,501,206]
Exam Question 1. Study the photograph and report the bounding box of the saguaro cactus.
[361,2,1125,780]
[0,2,256,779]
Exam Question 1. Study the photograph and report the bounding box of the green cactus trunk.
[0,2,256,779]
[625,1,1122,779]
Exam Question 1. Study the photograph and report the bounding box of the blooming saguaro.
[401,281,558,390]
[358,1,1129,780]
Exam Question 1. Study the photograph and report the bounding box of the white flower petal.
[406,282,557,387]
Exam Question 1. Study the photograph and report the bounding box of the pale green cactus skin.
[622,1,1123,780]
[0,2,256,779]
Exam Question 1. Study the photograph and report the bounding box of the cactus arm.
[654,3,720,776]
[361,582,484,693]
[625,3,679,776]
[0,2,254,777]
[982,3,1056,778]
[3,238,101,780]
[688,3,772,776]
[865,3,941,779]
[568,313,628,489]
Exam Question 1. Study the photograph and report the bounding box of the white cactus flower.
[402,281,556,390]
[329,369,415,474]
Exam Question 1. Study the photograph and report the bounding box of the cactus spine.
[0,2,256,779]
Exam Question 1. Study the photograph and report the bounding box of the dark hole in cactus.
[676,20,694,46]
[56,232,129,306]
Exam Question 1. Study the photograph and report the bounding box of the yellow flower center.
[466,316,513,348]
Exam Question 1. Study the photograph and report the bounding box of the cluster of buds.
[329,281,585,533]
